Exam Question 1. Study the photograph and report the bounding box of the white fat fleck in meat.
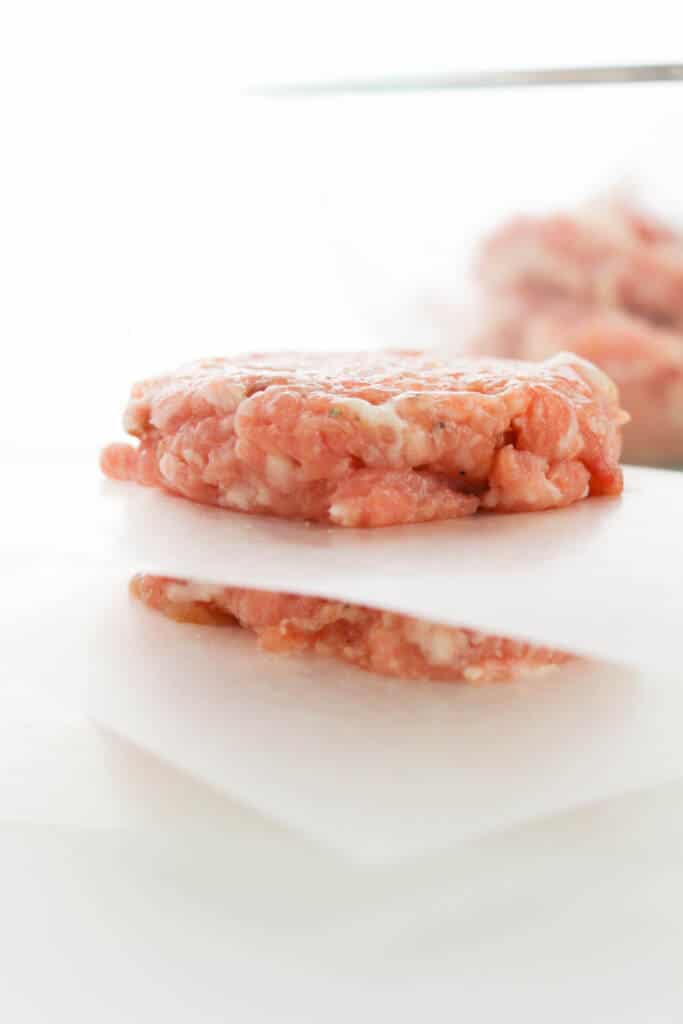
[403,620,469,666]
[166,581,225,604]
[196,378,244,413]
[555,405,582,460]
[123,399,148,435]
[265,453,298,491]
[150,392,188,431]
[481,468,563,510]
[541,478,563,502]
[287,602,364,633]
[329,395,430,466]
[530,474,563,504]
[219,480,271,510]
[553,351,618,403]
[159,452,182,482]
[218,484,252,510]
[182,448,204,468]
[328,501,357,527]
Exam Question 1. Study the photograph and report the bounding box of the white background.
[2,0,683,455]
[2,2,683,1020]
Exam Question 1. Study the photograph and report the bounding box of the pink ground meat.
[101,350,625,526]
[131,574,571,684]
[475,197,683,465]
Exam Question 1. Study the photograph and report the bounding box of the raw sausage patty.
[131,574,571,685]
[102,349,625,527]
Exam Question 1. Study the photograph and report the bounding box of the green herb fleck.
[329,407,342,418]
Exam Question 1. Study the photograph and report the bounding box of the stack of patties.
[102,348,627,683]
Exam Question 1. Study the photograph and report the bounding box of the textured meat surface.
[131,574,570,684]
[101,350,625,525]
[476,197,683,465]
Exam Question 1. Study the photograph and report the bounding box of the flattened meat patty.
[131,574,571,684]
[102,350,625,526]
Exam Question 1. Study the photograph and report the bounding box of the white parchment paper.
[7,453,683,862]
[31,569,683,863]
[14,455,683,677]
[92,465,683,673]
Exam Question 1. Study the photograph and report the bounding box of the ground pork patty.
[131,574,571,684]
[101,350,625,526]
[474,196,683,465]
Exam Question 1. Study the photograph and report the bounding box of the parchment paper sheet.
[93,465,683,672]
[6,454,683,862]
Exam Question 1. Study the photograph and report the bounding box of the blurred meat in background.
[470,195,683,465]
